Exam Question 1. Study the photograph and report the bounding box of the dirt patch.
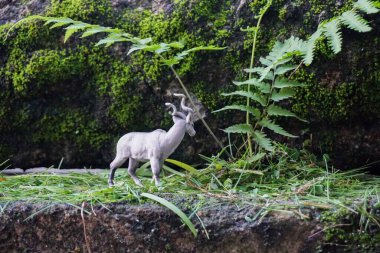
[0,201,323,253]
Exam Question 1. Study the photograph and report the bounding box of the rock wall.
[0,0,379,171]
[0,202,323,253]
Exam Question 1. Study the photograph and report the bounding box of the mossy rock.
[0,0,379,170]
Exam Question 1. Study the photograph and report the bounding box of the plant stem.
[168,64,232,158]
[246,2,271,156]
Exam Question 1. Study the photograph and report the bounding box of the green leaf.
[244,67,265,74]
[267,104,297,118]
[247,153,266,163]
[223,124,254,134]
[213,105,261,118]
[259,118,297,138]
[231,168,264,175]
[259,57,272,66]
[49,22,71,29]
[274,78,306,88]
[221,91,267,106]
[95,33,128,47]
[252,131,274,152]
[141,193,197,237]
[63,23,90,43]
[258,66,273,82]
[64,28,77,43]
[270,87,296,102]
[233,79,271,93]
[81,26,117,38]
[322,19,342,54]
[339,10,372,32]
[275,65,297,75]
[161,57,181,67]
[165,159,198,174]
[355,0,379,14]
[167,41,185,49]
[44,17,73,25]
[303,29,322,65]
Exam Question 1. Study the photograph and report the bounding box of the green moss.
[49,0,113,23]
[321,207,380,251]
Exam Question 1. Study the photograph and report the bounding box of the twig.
[81,202,92,253]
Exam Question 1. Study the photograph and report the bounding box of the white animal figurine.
[108,93,196,187]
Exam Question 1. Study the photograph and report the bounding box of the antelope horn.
[173,93,194,114]
[165,103,186,119]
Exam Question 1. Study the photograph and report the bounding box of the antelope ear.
[186,113,192,123]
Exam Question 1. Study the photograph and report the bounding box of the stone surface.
[0,201,323,253]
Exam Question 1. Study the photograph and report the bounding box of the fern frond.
[64,23,91,43]
[213,105,261,118]
[355,0,379,14]
[270,87,296,102]
[81,26,118,38]
[323,19,343,54]
[233,79,271,93]
[274,78,306,88]
[303,29,322,65]
[267,104,297,118]
[252,131,274,152]
[224,124,254,134]
[222,91,267,106]
[340,10,372,32]
[259,118,297,138]
[275,65,297,75]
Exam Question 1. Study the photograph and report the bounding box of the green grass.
[1,145,379,239]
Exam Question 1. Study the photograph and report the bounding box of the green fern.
[340,10,372,32]
[252,131,274,152]
[355,0,379,14]
[224,124,254,134]
[259,119,297,138]
[322,19,342,54]
[303,29,322,66]
[213,105,261,118]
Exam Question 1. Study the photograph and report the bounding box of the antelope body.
[108,94,195,187]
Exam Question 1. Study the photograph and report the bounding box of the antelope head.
[165,93,196,137]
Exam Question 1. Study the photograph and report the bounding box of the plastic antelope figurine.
[108,93,196,187]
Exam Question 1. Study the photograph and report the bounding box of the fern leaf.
[252,131,274,152]
[44,17,73,25]
[270,87,296,102]
[244,67,265,74]
[303,29,322,65]
[258,66,273,82]
[49,22,71,29]
[224,124,253,134]
[275,65,298,75]
[259,119,297,138]
[222,91,267,106]
[213,105,260,118]
[167,41,185,49]
[233,79,271,93]
[96,33,129,47]
[81,26,117,38]
[323,19,342,54]
[340,10,372,32]
[259,57,272,66]
[267,105,297,117]
[355,0,379,14]
[64,23,89,43]
[274,78,306,88]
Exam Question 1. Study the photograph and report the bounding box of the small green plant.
[216,0,379,155]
